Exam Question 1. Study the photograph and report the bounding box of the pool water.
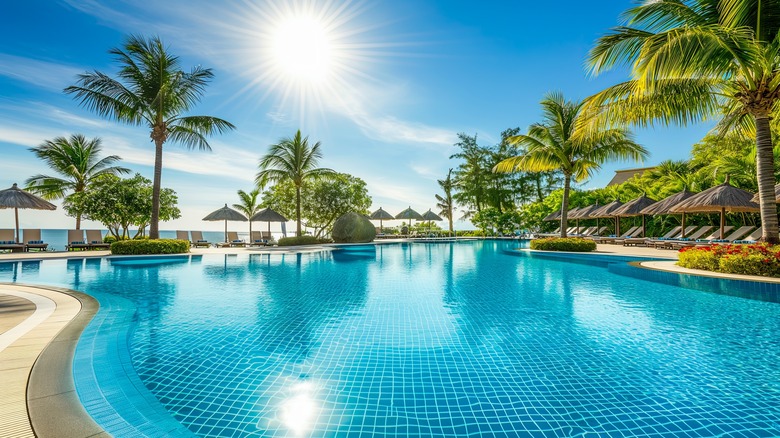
[2,241,780,437]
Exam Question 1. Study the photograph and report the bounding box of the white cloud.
[0,53,83,91]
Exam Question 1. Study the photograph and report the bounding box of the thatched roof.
[750,184,780,203]
[421,209,443,221]
[542,210,561,221]
[640,190,695,215]
[395,207,424,220]
[670,182,758,213]
[588,200,624,218]
[611,195,657,217]
[369,207,394,220]
[570,203,601,219]
[250,207,287,222]
[0,183,56,210]
[203,204,248,221]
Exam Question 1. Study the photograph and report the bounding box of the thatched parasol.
[0,183,57,242]
[612,195,656,237]
[250,207,288,236]
[571,203,602,235]
[670,181,758,239]
[640,190,695,238]
[542,210,561,222]
[203,204,248,242]
[750,184,780,203]
[567,207,582,234]
[396,206,423,231]
[421,209,443,221]
[589,200,624,236]
[370,207,395,231]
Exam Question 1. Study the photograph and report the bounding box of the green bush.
[278,236,329,246]
[103,235,118,244]
[677,248,720,271]
[719,253,780,277]
[110,239,190,255]
[530,237,596,252]
[331,212,376,243]
[677,243,780,278]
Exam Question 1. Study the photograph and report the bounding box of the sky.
[0,0,713,232]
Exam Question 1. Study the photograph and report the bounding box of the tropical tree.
[233,189,262,238]
[64,35,234,239]
[436,169,456,235]
[256,130,336,236]
[586,0,780,242]
[494,92,648,237]
[25,134,130,229]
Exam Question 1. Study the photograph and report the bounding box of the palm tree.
[25,134,130,229]
[586,0,780,242]
[233,188,262,238]
[436,169,456,235]
[494,92,648,237]
[256,130,335,236]
[64,35,235,239]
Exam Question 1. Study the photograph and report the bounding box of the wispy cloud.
[0,53,83,91]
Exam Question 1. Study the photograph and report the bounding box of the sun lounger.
[692,226,756,246]
[86,230,110,250]
[22,229,49,252]
[621,226,683,247]
[176,230,191,244]
[648,226,700,248]
[190,231,212,248]
[591,226,641,244]
[248,231,267,247]
[733,228,764,244]
[222,231,245,247]
[0,229,25,253]
[652,226,715,249]
[66,230,90,251]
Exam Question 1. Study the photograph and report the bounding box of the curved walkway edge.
[0,283,104,438]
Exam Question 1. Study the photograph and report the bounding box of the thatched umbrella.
[640,190,696,237]
[203,204,248,243]
[0,183,57,242]
[395,206,424,232]
[589,200,624,235]
[421,209,444,234]
[611,195,656,237]
[567,206,582,234]
[750,184,780,203]
[250,207,288,237]
[571,203,602,235]
[670,181,758,239]
[370,207,394,232]
[542,210,561,222]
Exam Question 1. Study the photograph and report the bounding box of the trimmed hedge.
[277,236,332,246]
[678,243,780,278]
[110,239,190,255]
[530,237,596,252]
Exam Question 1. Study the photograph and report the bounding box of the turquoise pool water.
[2,241,780,437]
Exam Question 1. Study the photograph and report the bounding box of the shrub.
[530,237,596,252]
[331,212,376,243]
[110,239,190,255]
[103,235,118,244]
[278,236,327,246]
[677,243,780,278]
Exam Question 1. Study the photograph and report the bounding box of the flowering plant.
[678,243,780,278]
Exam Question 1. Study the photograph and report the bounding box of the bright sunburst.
[270,15,333,84]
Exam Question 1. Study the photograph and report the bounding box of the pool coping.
[0,283,105,437]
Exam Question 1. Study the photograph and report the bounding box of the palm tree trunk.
[560,174,571,238]
[755,116,779,243]
[149,139,164,240]
[296,186,302,237]
[76,214,81,230]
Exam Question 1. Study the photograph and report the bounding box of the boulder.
[332,212,376,243]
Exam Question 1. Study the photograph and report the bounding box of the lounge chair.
[733,228,764,244]
[22,229,49,252]
[248,231,267,247]
[176,230,191,245]
[224,231,245,247]
[0,229,25,253]
[652,226,715,249]
[86,230,110,250]
[692,226,756,246]
[591,226,641,244]
[190,231,212,248]
[621,225,683,247]
[66,230,90,251]
[648,226,700,248]
[572,226,596,237]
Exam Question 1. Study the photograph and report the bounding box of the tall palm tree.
[436,169,456,235]
[494,92,648,237]
[233,188,262,238]
[25,134,130,229]
[64,35,235,239]
[256,130,335,236]
[587,0,780,242]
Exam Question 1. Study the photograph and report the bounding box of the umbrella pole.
[14,207,19,243]
[720,207,725,239]
[681,213,686,238]
[642,215,646,237]
[224,219,228,243]
[615,217,619,237]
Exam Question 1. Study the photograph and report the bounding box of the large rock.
[332,212,376,243]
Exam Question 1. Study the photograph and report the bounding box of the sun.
[270,15,333,84]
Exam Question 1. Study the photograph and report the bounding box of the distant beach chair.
[0,229,25,253]
[86,230,110,250]
[190,231,211,248]
[220,231,245,247]
[591,226,641,244]
[176,230,191,245]
[22,229,49,252]
[66,230,90,251]
[249,231,268,247]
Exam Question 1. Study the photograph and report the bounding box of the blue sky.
[0,0,711,232]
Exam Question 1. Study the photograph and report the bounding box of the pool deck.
[0,240,775,437]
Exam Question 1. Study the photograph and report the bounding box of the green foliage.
[331,212,376,243]
[64,174,180,239]
[436,169,456,233]
[530,237,596,252]
[110,239,189,255]
[471,207,523,235]
[103,235,118,244]
[678,243,780,278]
[262,173,371,237]
[456,230,485,237]
[277,235,330,246]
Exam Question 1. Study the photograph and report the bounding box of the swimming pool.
[2,241,780,436]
